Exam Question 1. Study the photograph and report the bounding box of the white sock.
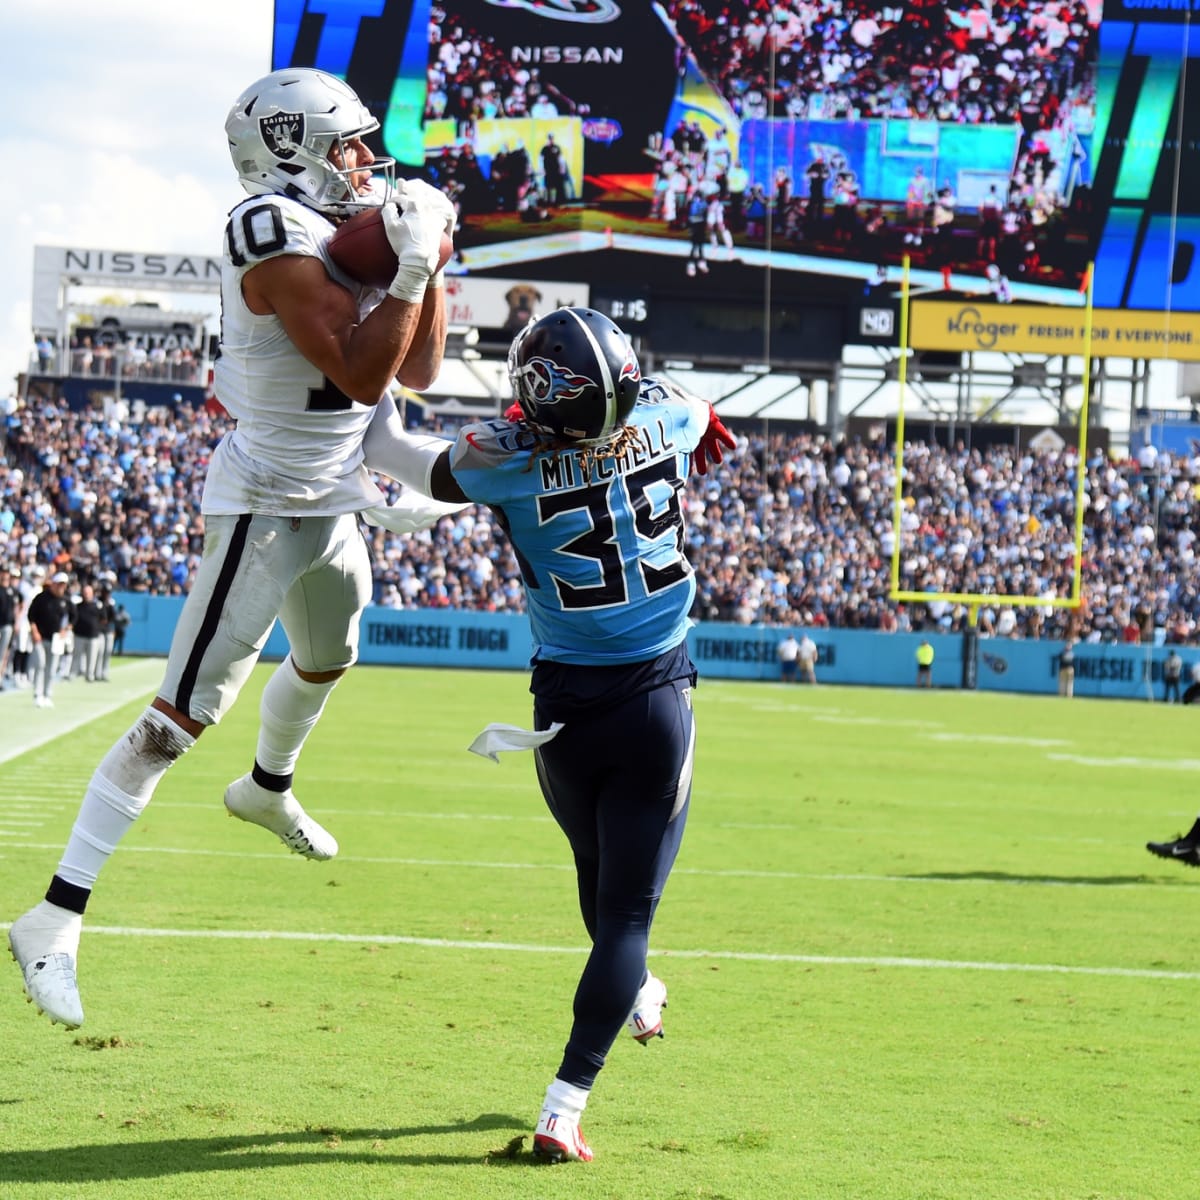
[56,708,196,889]
[545,1078,590,1116]
[255,658,337,779]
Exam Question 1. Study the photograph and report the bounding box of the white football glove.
[398,178,456,226]
[381,197,444,303]
[398,179,456,290]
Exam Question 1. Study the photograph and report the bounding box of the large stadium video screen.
[272,0,1199,322]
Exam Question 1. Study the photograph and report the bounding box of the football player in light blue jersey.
[369,306,735,1161]
[452,371,703,666]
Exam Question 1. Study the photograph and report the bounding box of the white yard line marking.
[750,704,846,714]
[1048,754,1200,770]
[0,840,1184,889]
[1,922,1194,981]
[140,802,798,832]
[813,715,944,728]
[925,733,1071,747]
[1,789,87,798]
[707,692,844,714]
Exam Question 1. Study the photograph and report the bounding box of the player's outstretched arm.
[361,404,468,505]
[693,404,736,476]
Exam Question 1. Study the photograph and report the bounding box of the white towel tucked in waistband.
[468,721,564,763]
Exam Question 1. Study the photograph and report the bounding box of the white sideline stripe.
[0,659,163,765]
[4,922,1197,981]
[0,840,1186,889]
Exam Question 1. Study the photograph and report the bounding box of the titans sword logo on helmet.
[519,356,598,407]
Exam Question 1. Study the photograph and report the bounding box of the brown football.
[327,207,453,290]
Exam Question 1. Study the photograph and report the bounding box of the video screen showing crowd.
[414,0,1098,301]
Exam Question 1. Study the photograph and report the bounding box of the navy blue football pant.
[533,677,694,1091]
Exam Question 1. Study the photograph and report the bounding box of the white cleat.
[626,971,668,1043]
[8,901,84,1029]
[533,1106,594,1162]
[223,774,338,860]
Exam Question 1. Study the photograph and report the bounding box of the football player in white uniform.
[8,68,456,1030]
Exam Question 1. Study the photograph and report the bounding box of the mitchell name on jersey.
[448,378,709,666]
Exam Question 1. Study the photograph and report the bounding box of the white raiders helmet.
[225,68,395,215]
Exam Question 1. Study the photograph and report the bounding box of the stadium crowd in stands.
[426,8,585,131]
[418,0,1096,291]
[641,0,1095,284]
[1,391,1194,646]
[665,0,1098,132]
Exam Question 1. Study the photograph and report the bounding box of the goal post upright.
[889,255,911,599]
[1070,263,1095,611]
[887,261,1094,617]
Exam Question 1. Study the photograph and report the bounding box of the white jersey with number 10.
[206,193,385,517]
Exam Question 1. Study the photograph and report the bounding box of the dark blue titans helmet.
[507,306,641,443]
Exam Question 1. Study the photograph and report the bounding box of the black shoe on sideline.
[1146,835,1200,867]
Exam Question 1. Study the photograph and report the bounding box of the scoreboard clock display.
[588,288,650,328]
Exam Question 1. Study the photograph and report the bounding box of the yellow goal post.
[888,257,1092,619]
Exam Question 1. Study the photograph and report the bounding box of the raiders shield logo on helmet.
[260,112,305,159]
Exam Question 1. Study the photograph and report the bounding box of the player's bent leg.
[224,515,370,860]
[224,645,343,857]
[529,677,694,1157]
[154,512,335,858]
[223,658,343,860]
[626,970,668,1044]
[533,1079,594,1164]
[223,769,339,860]
[10,705,199,1027]
[600,689,692,1057]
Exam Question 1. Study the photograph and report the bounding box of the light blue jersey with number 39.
[449,379,708,665]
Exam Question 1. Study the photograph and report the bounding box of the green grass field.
[1,665,1197,1200]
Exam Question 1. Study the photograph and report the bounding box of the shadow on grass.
[903,870,1180,886]
[0,1114,531,1183]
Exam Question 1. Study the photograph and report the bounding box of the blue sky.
[2,0,275,390]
